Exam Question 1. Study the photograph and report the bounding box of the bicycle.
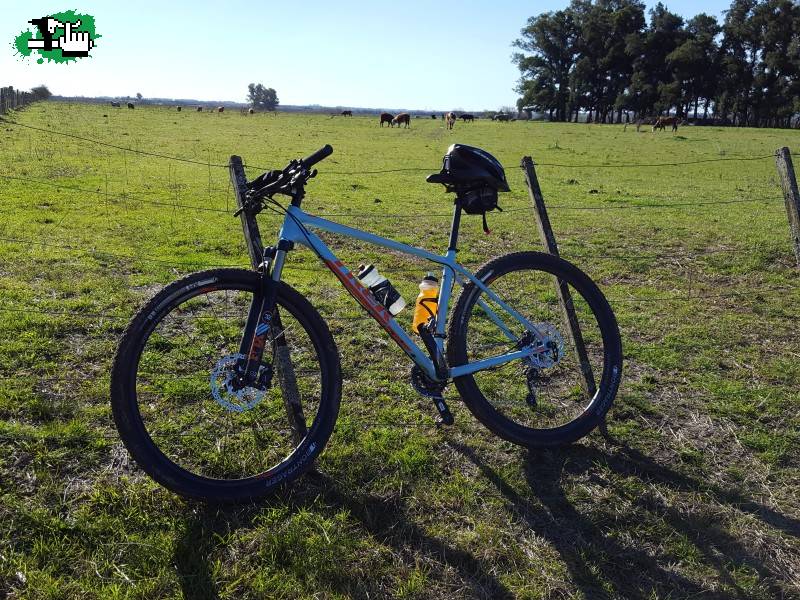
[110,144,623,502]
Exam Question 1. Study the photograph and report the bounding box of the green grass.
[1,102,799,599]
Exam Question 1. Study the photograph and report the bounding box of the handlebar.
[300,144,333,169]
[236,145,334,216]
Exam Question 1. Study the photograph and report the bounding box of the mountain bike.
[110,145,623,501]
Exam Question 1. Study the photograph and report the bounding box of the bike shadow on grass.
[172,469,515,600]
[171,438,797,600]
[448,434,797,600]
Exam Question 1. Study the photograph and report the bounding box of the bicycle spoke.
[133,285,325,480]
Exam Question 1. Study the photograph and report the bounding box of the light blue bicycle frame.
[269,205,542,382]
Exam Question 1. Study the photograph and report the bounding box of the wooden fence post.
[520,156,597,399]
[229,155,308,445]
[775,147,800,268]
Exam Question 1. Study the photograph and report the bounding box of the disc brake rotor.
[525,322,566,369]
[210,353,270,413]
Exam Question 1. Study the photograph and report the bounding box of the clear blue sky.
[2,0,732,111]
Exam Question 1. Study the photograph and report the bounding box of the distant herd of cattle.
[375,111,480,129]
[109,102,258,114]
[107,101,683,131]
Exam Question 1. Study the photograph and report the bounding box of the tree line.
[513,0,800,127]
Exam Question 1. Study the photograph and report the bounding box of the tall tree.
[513,0,800,128]
[247,83,279,111]
[30,85,51,101]
[627,3,687,116]
[513,10,578,121]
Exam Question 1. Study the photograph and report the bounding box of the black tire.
[111,269,341,502]
[447,252,622,447]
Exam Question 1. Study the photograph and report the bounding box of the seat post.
[448,201,462,252]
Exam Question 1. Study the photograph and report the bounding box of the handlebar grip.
[300,144,333,168]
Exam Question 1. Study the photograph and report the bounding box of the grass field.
[1,101,799,599]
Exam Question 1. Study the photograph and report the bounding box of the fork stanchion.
[229,155,307,446]
[520,156,597,399]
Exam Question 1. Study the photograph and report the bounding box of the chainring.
[410,365,446,398]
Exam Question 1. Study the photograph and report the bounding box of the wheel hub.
[210,353,272,413]
[519,323,565,370]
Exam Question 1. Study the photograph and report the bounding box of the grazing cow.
[197,106,203,112]
[431,114,437,120]
[493,113,510,122]
[653,116,679,132]
[341,110,352,117]
[392,113,410,128]
[445,112,456,130]
[460,113,475,123]
[177,106,182,112]
[217,106,225,113]
[380,112,394,127]
[127,102,134,109]
[110,101,120,108]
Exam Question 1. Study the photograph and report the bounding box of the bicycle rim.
[460,262,613,432]
[130,282,327,481]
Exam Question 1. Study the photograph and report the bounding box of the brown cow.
[392,113,410,128]
[217,106,225,113]
[341,110,352,117]
[445,112,456,130]
[653,116,679,132]
[380,112,394,127]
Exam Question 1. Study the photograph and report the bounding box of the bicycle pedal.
[431,395,454,426]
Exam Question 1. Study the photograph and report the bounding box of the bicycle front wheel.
[111,268,341,502]
[447,252,622,447]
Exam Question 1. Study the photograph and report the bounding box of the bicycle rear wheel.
[111,268,341,501]
[448,252,622,447]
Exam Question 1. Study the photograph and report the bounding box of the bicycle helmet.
[426,144,510,193]
[427,145,509,230]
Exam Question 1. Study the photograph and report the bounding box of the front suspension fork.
[237,246,282,384]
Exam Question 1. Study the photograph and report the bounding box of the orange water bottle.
[412,273,439,333]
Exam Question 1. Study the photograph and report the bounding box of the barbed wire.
[1,118,230,168]
[1,116,780,173]
[530,154,776,168]
[0,235,242,268]
[0,282,794,324]
[2,232,791,276]
[0,173,230,214]
[1,171,782,219]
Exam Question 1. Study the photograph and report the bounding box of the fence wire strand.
[1,116,779,173]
